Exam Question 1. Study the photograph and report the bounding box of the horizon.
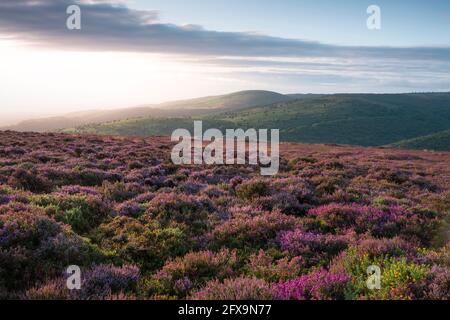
[3,89,450,127]
[1,0,450,122]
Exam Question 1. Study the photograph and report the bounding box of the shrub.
[30,194,112,234]
[92,216,192,271]
[419,266,450,300]
[279,229,349,266]
[146,193,213,235]
[209,211,299,250]
[236,180,270,200]
[116,201,144,218]
[275,269,351,300]
[244,250,304,282]
[308,204,405,238]
[24,280,69,300]
[101,181,138,202]
[150,249,237,297]
[75,264,140,300]
[191,277,274,300]
[254,192,307,215]
[8,168,52,193]
[0,211,101,292]
[24,264,140,300]
[330,249,428,300]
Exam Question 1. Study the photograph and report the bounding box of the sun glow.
[0,41,252,122]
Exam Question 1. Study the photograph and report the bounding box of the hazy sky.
[0,0,449,124]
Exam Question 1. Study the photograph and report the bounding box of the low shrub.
[191,277,274,300]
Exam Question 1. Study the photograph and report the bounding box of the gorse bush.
[0,131,448,300]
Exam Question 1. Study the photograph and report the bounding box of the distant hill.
[65,92,450,149]
[389,129,450,151]
[1,90,294,132]
[208,93,450,146]
[158,90,293,111]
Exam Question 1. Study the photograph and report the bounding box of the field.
[0,131,449,300]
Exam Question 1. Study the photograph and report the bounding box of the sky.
[0,0,449,124]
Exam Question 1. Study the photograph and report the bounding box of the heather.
[0,131,448,300]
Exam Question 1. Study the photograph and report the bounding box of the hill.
[389,129,450,151]
[67,92,450,148]
[1,90,294,132]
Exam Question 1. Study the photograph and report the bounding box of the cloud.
[1,0,450,62]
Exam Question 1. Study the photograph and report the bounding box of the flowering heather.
[279,229,349,265]
[244,250,304,282]
[150,249,237,297]
[0,131,448,300]
[275,269,351,300]
[209,211,300,249]
[74,264,140,300]
[116,200,144,218]
[191,277,274,300]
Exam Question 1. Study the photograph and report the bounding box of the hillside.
[390,129,450,151]
[1,91,294,132]
[67,93,450,148]
[0,131,448,300]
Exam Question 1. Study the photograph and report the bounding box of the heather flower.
[153,249,237,297]
[245,250,304,282]
[146,193,214,234]
[8,168,52,193]
[56,185,101,196]
[228,205,266,217]
[275,269,351,300]
[132,191,155,204]
[0,194,12,205]
[279,229,348,265]
[209,211,299,249]
[308,203,405,237]
[421,266,450,300]
[0,211,101,291]
[191,277,274,300]
[24,279,69,300]
[254,192,307,215]
[0,131,448,300]
[116,201,143,218]
[74,264,140,300]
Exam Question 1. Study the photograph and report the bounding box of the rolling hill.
[389,129,450,151]
[65,92,450,149]
[1,90,294,132]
